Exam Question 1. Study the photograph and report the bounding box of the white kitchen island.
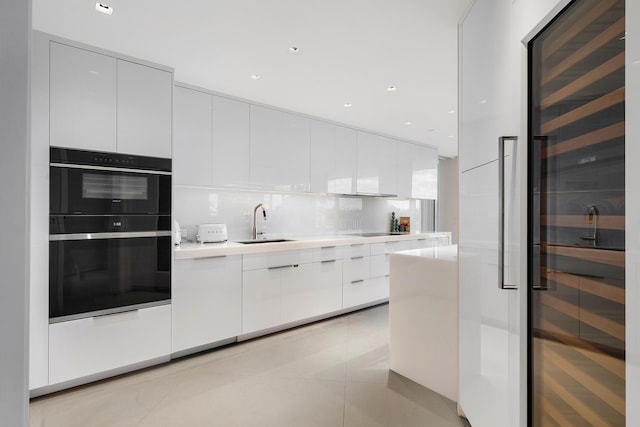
[389,244,458,402]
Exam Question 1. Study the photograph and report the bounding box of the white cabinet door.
[459,161,511,427]
[212,95,250,187]
[250,105,310,191]
[310,120,357,194]
[397,142,438,199]
[117,60,172,158]
[172,255,241,353]
[49,305,171,385]
[242,268,281,334]
[49,42,117,152]
[357,131,398,195]
[173,86,212,186]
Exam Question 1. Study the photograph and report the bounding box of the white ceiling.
[32,0,471,158]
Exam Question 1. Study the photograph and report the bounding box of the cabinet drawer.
[370,242,386,256]
[370,254,389,278]
[438,236,450,246]
[341,243,370,259]
[343,276,388,308]
[312,245,343,262]
[49,305,171,385]
[243,249,313,271]
[412,238,435,249]
[343,256,370,283]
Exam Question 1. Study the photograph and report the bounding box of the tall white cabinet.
[309,120,357,194]
[356,131,398,195]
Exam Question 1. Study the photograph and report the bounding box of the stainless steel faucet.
[252,203,267,239]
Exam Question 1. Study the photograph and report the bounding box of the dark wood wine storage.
[529,0,625,425]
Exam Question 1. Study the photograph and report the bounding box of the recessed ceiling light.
[344,103,352,108]
[448,135,454,138]
[404,121,412,126]
[387,86,397,92]
[427,129,436,132]
[250,74,261,80]
[289,46,301,55]
[95,2,113,15]
[479,99,488,104]
[448,110,455,114]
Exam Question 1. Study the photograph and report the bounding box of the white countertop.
[174,232,451,259]
[391,244,458,262]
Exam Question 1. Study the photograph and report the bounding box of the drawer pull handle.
[351,279,365,284]
[351,256,364,260]
[322,246,336,249]
[268,264,294,270]
[192,255,227,260]
[321,260,336,264]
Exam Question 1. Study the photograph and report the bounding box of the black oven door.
[49,232,171,322]
[50,165,171,215]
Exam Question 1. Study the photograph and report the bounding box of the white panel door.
[310,120,357,194]
[173,86,212,186]
[250,105,310,191]
[212,95,250,187]
[459,161,511,427]
[397,142,438,199]
[117,60,172,158]
[172,255,241,353]
[49,42,117,152]
[357,132,398,195]
[242,268,281,334]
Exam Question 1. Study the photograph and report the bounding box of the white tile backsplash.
[173,187,423,241]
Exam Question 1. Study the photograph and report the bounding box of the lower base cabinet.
[172,255,242,353]
[343,276,388,307]
[49,304,171,385]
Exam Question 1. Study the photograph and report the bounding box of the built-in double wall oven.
[49,147,172,323]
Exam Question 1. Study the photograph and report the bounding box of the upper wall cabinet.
[48,40,173,158]
[117,60,172,158]
[173,87,251,187]
[173,86,213,186]
[397,142,438,199]
[310,120,357,194]
[357,131,398,196]
[49,42,117,153]
[212,95,250,188]
[250,105,310,191]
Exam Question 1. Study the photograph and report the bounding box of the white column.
[0,0,31,425]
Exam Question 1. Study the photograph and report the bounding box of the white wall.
[437,157,458,243]
[0,0,30,425]
[173,187,423,241]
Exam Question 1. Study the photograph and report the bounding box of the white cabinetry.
[341,243,388,308]
[49,305,171,385]
[397,142,438,199]
[48,40,172,157]
[117,60,172,158]
[310,120,357,194]
[173,86,212,186]
[212,95,250,187]
[172,255,241,354]
[173,86,251,187]
[357,131,398,195]
[49,42,117,153]
[250,105,310,191]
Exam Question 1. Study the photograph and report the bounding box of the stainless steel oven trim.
[49,300,171,324]
[50,162,172,176]
[49,231,172,241]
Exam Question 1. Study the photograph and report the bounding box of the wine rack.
[529,0,625,425]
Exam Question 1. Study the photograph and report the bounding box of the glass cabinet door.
[529,0,626,425]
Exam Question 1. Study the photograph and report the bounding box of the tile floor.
[30,304,471,427]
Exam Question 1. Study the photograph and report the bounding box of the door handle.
[499,136,518,290]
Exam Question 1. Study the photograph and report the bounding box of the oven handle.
[49,231,172,241]
[50,162,172,176]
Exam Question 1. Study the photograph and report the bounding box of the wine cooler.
[528,0,625,425]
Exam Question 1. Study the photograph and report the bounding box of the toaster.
[196,223,228,243]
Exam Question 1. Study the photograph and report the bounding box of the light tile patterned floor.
[30,304,471,427]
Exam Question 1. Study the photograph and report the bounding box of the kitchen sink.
[235,239,296,244]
